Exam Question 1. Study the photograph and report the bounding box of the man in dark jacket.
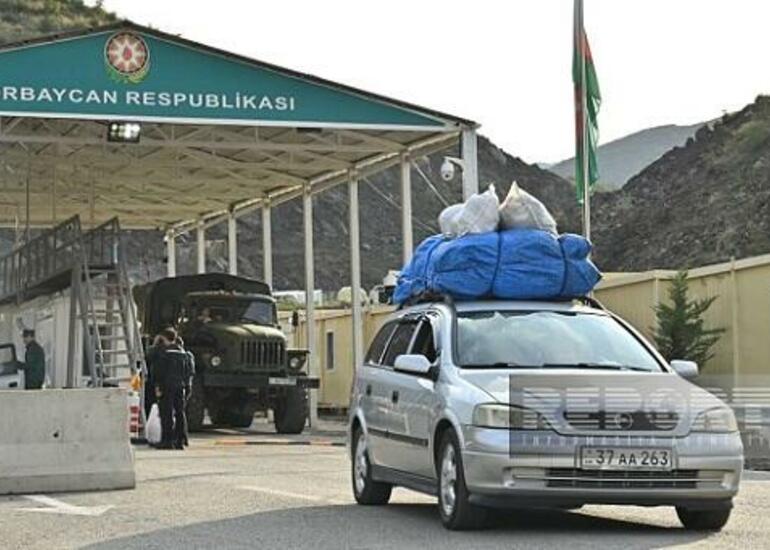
[151,327,189,450]
[20,329,45,390]
[176,336,195,447]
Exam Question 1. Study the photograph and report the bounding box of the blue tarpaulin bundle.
[394,228,601,304]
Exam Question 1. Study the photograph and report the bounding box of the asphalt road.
[1,419,768,550]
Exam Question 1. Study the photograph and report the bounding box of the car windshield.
[456,310,662,371]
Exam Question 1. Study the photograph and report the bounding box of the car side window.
[410,319,438,364]
[381,321,418,367]
[365,322,397,365]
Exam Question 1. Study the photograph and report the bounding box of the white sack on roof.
[498,181,557,234]
[438,184,500,237]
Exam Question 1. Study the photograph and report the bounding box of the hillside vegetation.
[593,96,770,271]
[0,0,115,42]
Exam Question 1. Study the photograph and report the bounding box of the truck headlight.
[472,404,551,430]
[691,407,738,433]
[287,352,307,372]
[210,356,222,367]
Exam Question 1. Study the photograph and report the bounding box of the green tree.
[652,271,725,366]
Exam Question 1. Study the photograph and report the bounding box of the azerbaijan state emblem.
[104,32,150,84]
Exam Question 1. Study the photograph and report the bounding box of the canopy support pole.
[262,203,273,288]
[227,213,238,276]
[196,222,206,274]
[400,155,413,264]
[303,187,318,427]
[166,232,176,278]
[349,175,363,371]
[461,128,479,200]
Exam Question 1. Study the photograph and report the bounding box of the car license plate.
[580,447,673,470]
[268,377,296,386]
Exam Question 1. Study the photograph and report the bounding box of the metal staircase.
[0,216,146,388]
[78,218,146,387]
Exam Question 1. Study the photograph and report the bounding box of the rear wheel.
[228,411,256,428]
[274,387,308,434]
[676,506,732,531]
[437,431,487,530]
[351,426,392,505]
[186,378,205,432]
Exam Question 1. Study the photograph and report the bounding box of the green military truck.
[134,274,317,433]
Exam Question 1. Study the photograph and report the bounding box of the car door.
[373,318,421,469]
[0,344,22,389]
[386,313,442,478]
[355,321,397,467]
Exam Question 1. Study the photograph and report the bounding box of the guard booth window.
[381,321,418,367]
[411,320,438,364]
[325,331,335,371]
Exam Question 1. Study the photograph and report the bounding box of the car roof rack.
[574,295,606,310]
[396,291,456,311]
[396,292,604,311]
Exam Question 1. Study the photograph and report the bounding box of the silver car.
[348,299,742,530]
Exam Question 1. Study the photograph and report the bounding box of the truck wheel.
[186,378,205,432]
[207,400,228,426]
[208,400,255,428]
[228,411,256,428]
[274,387,308,434]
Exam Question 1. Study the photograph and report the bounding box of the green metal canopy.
[0,21,476,230]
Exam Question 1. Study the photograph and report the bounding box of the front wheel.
[437,431,487,530]
[351,427,392,505]
[273,387,308,434]
[676,506,732,531]
[185,378,205,432]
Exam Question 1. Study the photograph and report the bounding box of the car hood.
[460,368,726,436]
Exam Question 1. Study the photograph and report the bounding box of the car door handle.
[391,390,399,404]
[365,384,372,396]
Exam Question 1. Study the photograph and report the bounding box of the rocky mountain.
[550,122,704,191]
[592,96,770,271]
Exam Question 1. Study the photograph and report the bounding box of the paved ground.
[2,418,769,549]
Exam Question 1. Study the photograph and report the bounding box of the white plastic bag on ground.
[438,184,500,237]
[499,181,558,234]
[146,403,162,445]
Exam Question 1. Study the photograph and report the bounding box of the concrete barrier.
[0,388,135,494]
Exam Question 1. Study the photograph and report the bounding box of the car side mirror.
[394,354,432,376]
[670,360,699,380]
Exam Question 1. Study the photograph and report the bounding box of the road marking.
[18,495,114,516]
[239,485,346,505]
[215,438,345,447]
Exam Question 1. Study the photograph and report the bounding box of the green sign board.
[0,27,450,130]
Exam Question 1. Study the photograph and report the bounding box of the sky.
[91,0,770,164]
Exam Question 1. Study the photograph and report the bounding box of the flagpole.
[578,0,591,242]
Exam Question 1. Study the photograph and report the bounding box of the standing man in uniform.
[176,335,195,447]
[19,329,44,390]
[152,328,189,450]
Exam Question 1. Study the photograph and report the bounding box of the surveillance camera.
[440,158,455,181]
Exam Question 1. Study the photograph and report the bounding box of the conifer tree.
[652,271,725,367]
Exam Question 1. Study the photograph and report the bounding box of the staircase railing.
[0,216,82,303]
